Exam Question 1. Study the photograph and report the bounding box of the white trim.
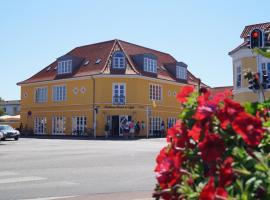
[34,87,48,103]
[52,116,66,135]
[18,74,193,87]
[149,83,162,101]
[112,83,126,105]
[52,85,67,102]
[57,60,72,74]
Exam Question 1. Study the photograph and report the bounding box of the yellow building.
[229,22,270,103]
[18,39,202,137]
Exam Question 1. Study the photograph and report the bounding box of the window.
[113,51,125,69]
[13,107,17,114]
[149,117,162,136]
[53,85,66,102]
[57,60,72,74]
[176,66,187,79]
[167,117,176,128]
[236,66,241,88]
[52,116,66,135]
[150,84,162,101]
[72,116,87,135]
[34,117,47,134]
[261,62,270,86]
[267,63,270,84]
[35,87,48,103]
[144,58,157,73]
[113,83,126,105]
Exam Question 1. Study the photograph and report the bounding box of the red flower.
[194,105,216,121]
[167,120,189,149]
[200,177,228,200]
[200,177,216,200]
[199,133,225,164]
[155,147,182,189]
[232,112,265,146]
[188,122,202,142]
[219,157,234,187]
[215,187,228,200]
[217,98,244,129]
[176,86,195,103]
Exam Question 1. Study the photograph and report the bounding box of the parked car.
[0,125,20,140]
[0,132,3,140]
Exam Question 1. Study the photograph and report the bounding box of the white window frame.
[72,116,87,135]
[57,60,72,74]
[144,58,157,73]
[53,85,67,102]
[112,83,126,105]
[235,66,242,88]
[35,87,48,103]
[113,52,125,69]
[176,66,187,79]
[149,117,162,136]
[167,117,176,128]
[34,117,47,134]
[52,116,66,135]
[149,83,162,101]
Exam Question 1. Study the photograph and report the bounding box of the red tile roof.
[210,86,233,96]
[18,39,204,86]
[240,22,270,38]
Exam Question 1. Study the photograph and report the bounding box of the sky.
[1,0,270,100]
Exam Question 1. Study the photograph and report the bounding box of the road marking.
[0,176,47,184]
[0,171,18,177]
[19,196,78,200]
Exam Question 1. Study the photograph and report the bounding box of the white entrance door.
[119,115,128,136]
[34,117,47,135]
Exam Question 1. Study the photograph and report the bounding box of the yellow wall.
[20,76,185,136]
[241,57,257,88]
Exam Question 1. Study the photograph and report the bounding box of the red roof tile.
[18,39,204,86]
[240,22,270,38]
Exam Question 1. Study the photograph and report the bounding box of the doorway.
[111,115,131,136]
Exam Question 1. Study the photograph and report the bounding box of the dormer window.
[144,58,157,73]
[57,60,72,74]
[112,51,125,69]
[176,66,187,80]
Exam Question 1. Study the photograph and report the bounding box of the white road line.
[19,196,78,200]
[0,171,18,176]
[0,176,47,184]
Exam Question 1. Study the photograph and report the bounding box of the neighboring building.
[17,39,204,137]
[211,86,233,97]
[229,22,270,103]
[0,100,20,116]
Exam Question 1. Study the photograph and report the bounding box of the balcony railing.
[113,95,125,105]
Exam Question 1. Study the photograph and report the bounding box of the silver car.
[0,125,20,140]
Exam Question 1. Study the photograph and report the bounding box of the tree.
[0,97,5,116]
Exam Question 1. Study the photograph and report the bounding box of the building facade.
[0,100,20,116]
[18,39,203,137]
[229,22,270,103]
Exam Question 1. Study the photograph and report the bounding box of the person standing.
[104,122,110,138]
[135,121,140,137]
[129,120,135,139]
[160,120,165,137]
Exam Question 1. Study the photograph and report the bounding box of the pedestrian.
[129,120,135,139]
[160,120,165,137]
[123,122,129,139]
[104,122,110,138]
[135,121,141,137]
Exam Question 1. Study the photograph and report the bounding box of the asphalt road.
[0,137,165,200]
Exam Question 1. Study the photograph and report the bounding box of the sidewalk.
[61,191,154,200]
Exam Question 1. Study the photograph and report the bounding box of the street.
[0,138,165,200]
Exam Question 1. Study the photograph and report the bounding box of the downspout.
[92,76,96,138]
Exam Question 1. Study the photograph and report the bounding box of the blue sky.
[1,0,270,100]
